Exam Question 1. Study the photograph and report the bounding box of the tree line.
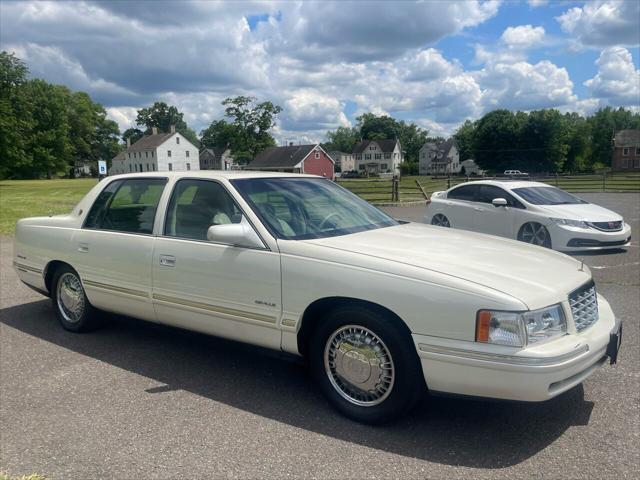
[0,51,121,179]
[454,108,640,174]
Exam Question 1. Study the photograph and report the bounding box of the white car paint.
[426,180,632,251]
[14,172,620,405]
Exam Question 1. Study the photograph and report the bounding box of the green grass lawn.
[0,178,96,235]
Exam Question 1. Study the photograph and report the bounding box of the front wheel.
[518,222,552,248]
[51,265,101,332]
[309,305,425,424]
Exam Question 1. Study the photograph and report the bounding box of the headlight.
[476,304,567,347]
[549,218,589,229]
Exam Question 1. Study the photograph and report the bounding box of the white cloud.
[527,0,548,7]
[556,1,640,47]
[584,47,640,106]
[501,25,546,48]
[476,60,577,111]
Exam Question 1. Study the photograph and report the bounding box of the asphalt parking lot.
[1,192,638,479]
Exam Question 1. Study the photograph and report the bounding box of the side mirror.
[206,222,264,249]
[492,198,508,207]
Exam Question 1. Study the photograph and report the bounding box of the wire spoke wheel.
[520,222,550,247]
[324,325,395,407]
[431,214,450,227]
[56,272,86,323]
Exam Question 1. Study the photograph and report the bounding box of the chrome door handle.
[159,255,175,267]
[78,243,89,253]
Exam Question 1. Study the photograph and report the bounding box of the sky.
[1,0,639,143]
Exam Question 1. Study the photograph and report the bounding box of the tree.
[122,127,144,146]
[356,113,399,140]
[199,96,282,164]
[453,120,475,161]
[472,109,524,173]
[323,126,360,153]
[519,109,569,173]
[588,107,640,169]
[136,101,199,146]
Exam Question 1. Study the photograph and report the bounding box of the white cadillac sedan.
[426,180,631,251]
[14,172,622,424]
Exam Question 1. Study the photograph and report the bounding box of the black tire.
[309,304,425,424]
[51,265,101,332]
[518,222,552,248]
[431,214,451,227]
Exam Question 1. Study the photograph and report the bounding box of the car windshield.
[231,177,399,240]
[512,186,588,205]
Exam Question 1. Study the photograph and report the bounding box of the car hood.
[302,223,591,309]
[537,202,623,222]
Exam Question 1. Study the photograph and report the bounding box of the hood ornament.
[579,258,585,272]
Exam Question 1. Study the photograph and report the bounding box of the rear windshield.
[512,187,588,205]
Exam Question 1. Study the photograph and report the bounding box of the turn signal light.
[476,311,491,342]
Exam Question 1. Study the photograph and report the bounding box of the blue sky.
[1,0,638,141]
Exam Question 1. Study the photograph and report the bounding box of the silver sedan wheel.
[56,272,86,323]
[431,214,450,227]
[324,325,395,407]
[520,222,550,247]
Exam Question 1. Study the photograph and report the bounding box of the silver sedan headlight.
[549,217,589,229]
[476,304,567,347]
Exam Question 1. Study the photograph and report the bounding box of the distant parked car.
[426,180,631,251]
[503,170,529,177]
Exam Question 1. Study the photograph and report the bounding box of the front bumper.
[413,296,621,402]
[550,223,632,252]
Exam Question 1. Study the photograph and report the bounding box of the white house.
[419,139,461,175]
[199,147,235,170]
[109,126,199,175]
[328,151,355,172]
[352,139,403,174]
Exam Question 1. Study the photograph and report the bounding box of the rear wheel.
[518,222,552,248]
[431,214,450,227]
[51,265,101,332]
[309,304,425,424]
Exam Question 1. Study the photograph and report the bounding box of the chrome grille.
[569,282,599,332]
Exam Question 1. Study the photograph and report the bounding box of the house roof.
[249,144,317,168]
[111,151,126,162]
[200,147,228,159]
[353,139,399,154]
[127,132,176,152]
[614,129,640,147]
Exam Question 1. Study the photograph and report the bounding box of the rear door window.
[84,178,167,234]
[447,184,478,201]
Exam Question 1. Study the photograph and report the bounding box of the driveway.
[1,193,638,479]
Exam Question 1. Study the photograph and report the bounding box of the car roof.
[105,170,322,181]
[449,180,551,190]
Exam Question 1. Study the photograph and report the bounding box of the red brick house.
[612,129,640,171]
[248,143,335,180]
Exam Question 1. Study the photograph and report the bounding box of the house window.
[315,151,320,159]
[369,145,375,150]
[355,154,362,160]
[384,153,391,159]
[186,150,190,158]
[636,147,640,156]
[140,164,143,172]
[358,164,365,170]
[634,158,640,168]
[129,164,132,172]
[151,151,154,157]
[364,154,371,160]
[622,158,629,168]
[623,147,629,156]
[374,153,381,160]
[176,137,180,144]
[168,163,173,171]
[134,164,138,172]
[186,163,191,171]
[146,163,150,171]
[145,151,148,158]
[128,153,131,159]
[381,164,388,170]
[167,150,172,157]
[153,164,156,171]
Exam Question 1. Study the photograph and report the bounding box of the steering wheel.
[319,211,344,230]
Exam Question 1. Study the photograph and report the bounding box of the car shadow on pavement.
[1,299,595,469]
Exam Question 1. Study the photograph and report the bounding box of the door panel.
[151,238,282,349]
[471,185,519,238]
